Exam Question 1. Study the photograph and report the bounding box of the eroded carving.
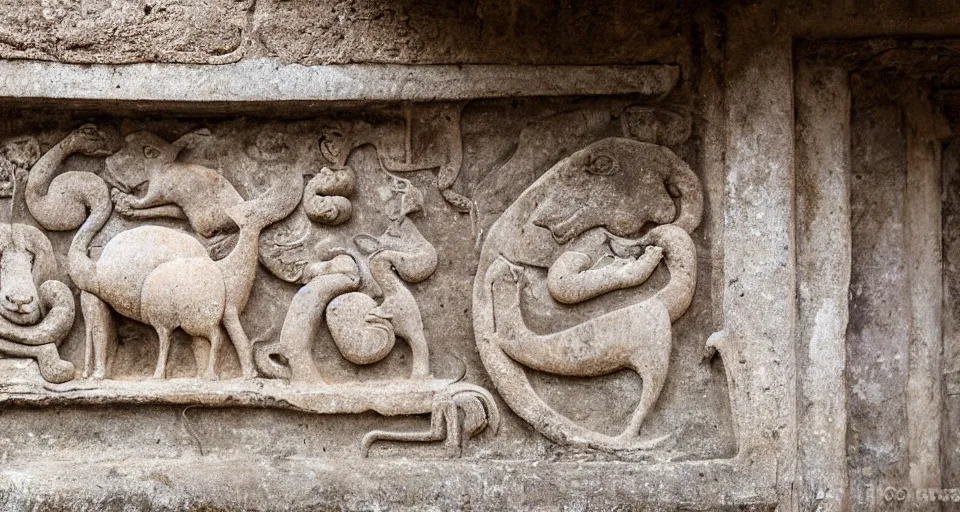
[0,169,75,383]
[255,175,438,383]
[0,137,40,198]
[362,383,500,457]
[27,125,302,380]
[473,137,703,451]
[319,102,470,211]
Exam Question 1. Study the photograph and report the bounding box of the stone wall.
[0,1,959,510]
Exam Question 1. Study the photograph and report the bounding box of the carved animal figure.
[253,162,361,382]
[361,383,501,457]
[255,176,438,383]
[27,125,302,379]
[0,168,76,383]
[253,254,361,384]
[472,137,703,451]
[103,129,244,240]
[319,102,471,212]
[326,177,437,379]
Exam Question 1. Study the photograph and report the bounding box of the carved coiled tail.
[255,265,360,383]
[255,255,360,381]
[0,280,77,384]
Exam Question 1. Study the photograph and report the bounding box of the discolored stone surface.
[0,2,960,511]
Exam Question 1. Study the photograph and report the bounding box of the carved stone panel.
[0,60,753,509]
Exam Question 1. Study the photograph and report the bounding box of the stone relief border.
[0,59,782,508]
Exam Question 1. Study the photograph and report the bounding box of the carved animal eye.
[585,154,619,176]
[143,146,162,159]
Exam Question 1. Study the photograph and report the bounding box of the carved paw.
[110,188,137,217]
[642,245,664,261]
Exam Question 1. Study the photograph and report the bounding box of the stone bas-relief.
[0,119,498,456]
[0,96,731,462]
[474,137,703,452]
[0,164,75,384]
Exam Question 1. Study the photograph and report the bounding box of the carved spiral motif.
[472,137,703,452]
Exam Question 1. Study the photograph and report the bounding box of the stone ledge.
[0,457,776,511]
[0,59,679,104]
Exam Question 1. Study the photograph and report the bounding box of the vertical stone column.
[795,63,852,512]
[902,88,949,491]
[942,138,960,490]
[847,74,910,510]
[723,4,796,505]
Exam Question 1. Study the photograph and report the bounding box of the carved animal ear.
[172,129,212,153]
[354,234,381,255]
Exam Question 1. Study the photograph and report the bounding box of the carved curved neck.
[25,142,70,228]
[216,224,264,309]
[368,253,403,297]
[27,141,69,198]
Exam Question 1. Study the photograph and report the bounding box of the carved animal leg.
[81,291,114,380]
[407,331,431,379]
[153,326,173,380]
[618,367,668,444]
[443,404,463,458]
[191,336,210,378]
[223,308,257,378]
[361,405,448,457]
[203,329,224,380]
[0,339,75,384]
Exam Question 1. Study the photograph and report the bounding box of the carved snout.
[1,289,39,325]
[3,292,35,310]
[0,224,56,326]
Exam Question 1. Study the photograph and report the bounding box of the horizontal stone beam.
[0,363,461,416]
[0,59,679,103]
